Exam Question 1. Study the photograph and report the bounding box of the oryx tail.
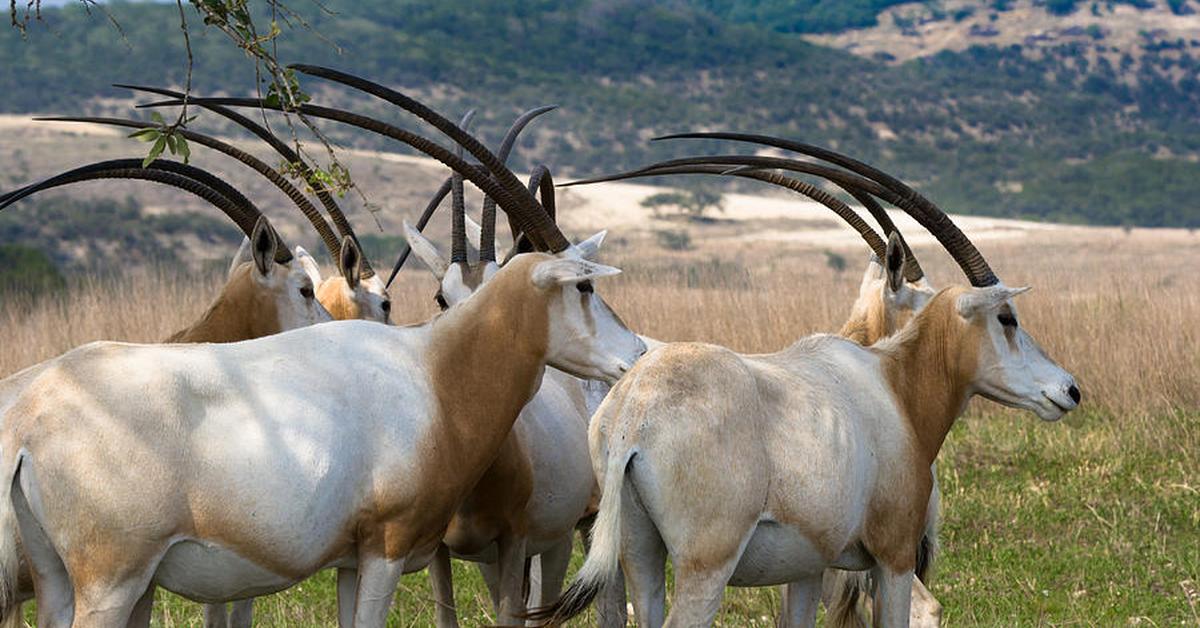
[525,444,638,625]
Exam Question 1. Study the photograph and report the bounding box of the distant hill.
[1,0,1199,227]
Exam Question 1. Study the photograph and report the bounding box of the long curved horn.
[36,115,342,266]
[385,106,556,282]
[656,133,997,286]
[287,64,567,252]
[483,105,558,263]
[450,109,477,265]
[565,163,888,261]
[116,84,378,278]
[0,159,292,263]
[843,188,923,281]
[138,96,570,255]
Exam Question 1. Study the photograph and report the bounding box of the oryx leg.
[870,566,914,628]
[352,553,406,628]
[477,561,501,610]
[202,603,228,628]
[662,558,740,628]
[494,534,528,626]
[780,577,822,628]
[125,586,154,628]
[528,534,573,609]
[72,574,157,628]
[595,564,629,628]
[428,544,460,628]
[13,472,72,627]
[620,490,665,628]
[228,599,254,628]
[336,567,357,628]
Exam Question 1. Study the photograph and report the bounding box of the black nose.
[1068,385,1081,404]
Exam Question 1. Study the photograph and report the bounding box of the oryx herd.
[0,65,1079,627]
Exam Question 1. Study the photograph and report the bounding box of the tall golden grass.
[2,228,1197,419]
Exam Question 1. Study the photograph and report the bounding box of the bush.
[655,229,693,251]
[0,244,65,296]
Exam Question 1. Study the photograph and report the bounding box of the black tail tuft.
[916,533,934,584]
[519,576,602,626]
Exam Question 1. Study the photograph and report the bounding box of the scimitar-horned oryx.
[0,88,645,628]
[561,154,945,624]
[532,138,1080,628]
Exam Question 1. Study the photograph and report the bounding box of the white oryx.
[0,142,402,625]
[0,95,647,628]
[534,137,1080,627]
[401,143,616,624]
[560,152,950,626]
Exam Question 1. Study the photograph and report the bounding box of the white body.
[544,283,1078,627]
[0,252,644,628]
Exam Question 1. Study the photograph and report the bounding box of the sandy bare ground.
[2,113,1190,266]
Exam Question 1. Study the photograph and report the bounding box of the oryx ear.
[574,230,608,260]
[884,232,905,294]
[957,285,1032,319]
[402,220,449,280]
[532,258,621,289]
[250,217,279,278]
[339,237,363,290]
[294,245,323,287]
[228,237,254,280]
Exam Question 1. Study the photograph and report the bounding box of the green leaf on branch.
[143,135,167,168]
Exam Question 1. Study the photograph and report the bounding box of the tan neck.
[317,278,359,321]
[165,265,280,343]
[838,289,888,346]
[425,254,551,487]
[876,287,981,466]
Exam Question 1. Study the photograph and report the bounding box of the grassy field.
[0,226,1197,626]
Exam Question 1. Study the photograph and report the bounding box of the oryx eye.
[577,280,594,294]
[435,294,449,310]
[381,300,392,314]
[299,285,315,299]
[998,313,1018,327]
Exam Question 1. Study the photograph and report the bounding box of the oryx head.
[843,233,937,345]
[305,238,392,324]
[224,217,333,334]
[954,284,1079,421]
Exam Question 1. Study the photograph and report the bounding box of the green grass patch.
[24,410,1198,625]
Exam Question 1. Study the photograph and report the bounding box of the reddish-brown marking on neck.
[164,264,282,343]
[865,286,982,572]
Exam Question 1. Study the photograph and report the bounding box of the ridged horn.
[565,163,888,261]
[287,64,568,252]
[137,96,569,257]
[656,133,997,286]
[117,84,377,278]
[0,158,291,263]
[483,105,558,263]
[450,109,477,265]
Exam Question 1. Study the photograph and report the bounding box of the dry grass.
[0,228,1197,624]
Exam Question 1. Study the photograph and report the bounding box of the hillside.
[1,0,1199,228]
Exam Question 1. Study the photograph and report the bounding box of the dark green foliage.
[3,0,1200,227]
[654,229,692,251]
[688,0,914,34]
[0,244,65,296]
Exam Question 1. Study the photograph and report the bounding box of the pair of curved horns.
[138,92,570,262]
[114,83,377,279]
[398,104,559,285]
[658,133,996,287]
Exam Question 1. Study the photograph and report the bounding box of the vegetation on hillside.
[0,195,239,271]
[2,0,1199,227]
